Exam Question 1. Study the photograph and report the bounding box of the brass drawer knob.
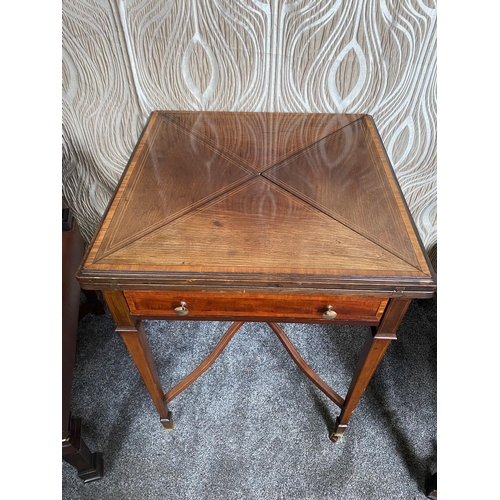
[323,305,337,319]
[174,301,189,316]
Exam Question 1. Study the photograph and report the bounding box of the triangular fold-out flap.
[164,112,366,173]
[94,116,253,262]
[264,117,422,270]
[96,177,421,277]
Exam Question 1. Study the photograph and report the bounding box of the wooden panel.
[124,291,388,322]
[264,116,420,268]
[94,114,253,260]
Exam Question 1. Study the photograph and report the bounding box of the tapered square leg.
[103,291,173,428]
[330,299,411,442]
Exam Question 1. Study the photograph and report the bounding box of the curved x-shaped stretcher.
[153,319,396,442]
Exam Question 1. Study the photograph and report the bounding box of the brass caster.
[329,432,340,443]
[163,422,175,431]
[160,411,174,430]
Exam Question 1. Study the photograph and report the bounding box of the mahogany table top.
[77,111,436,298]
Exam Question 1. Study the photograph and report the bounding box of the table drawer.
[124,291,388,322]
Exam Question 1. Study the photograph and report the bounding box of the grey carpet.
[62,296,437,499]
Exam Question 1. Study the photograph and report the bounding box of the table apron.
[124,291,388,324]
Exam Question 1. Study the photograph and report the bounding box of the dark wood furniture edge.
[78,289,106,322]
[62,415,104,483]
[425,472,437,499]
[62,212,104,482]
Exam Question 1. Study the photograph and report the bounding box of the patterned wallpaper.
[62,0,437,267]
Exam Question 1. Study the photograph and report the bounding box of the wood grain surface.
[77,112,435,297]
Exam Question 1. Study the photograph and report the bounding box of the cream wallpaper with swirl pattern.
[62,0,437,267]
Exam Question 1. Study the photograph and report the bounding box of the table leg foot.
[77,452,104,483]
[160,411,174,430]
[425,472,437,499]
[329,417,348,443]
[62,416,104,482]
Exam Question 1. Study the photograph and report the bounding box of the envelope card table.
[77,111,436,441]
